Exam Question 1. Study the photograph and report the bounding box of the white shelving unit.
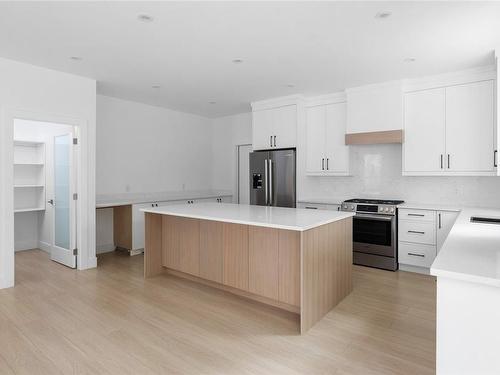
[13,140,46,213]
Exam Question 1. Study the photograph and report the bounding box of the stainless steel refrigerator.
[249,149,296,208]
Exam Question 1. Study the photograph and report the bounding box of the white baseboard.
[15,239,38,252]
[38,241,51,253]
[96,243,115,254]
[399,263,430,275]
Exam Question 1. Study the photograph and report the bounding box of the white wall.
[0,57,96,289]
[211,112,252,202]
[96,95,213,196]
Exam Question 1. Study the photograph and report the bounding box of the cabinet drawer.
[297,202,340,211]
[398,209,436,222]
[399,220,436,245]
[399,242,436,268]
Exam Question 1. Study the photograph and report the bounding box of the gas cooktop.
[343,198,405,205]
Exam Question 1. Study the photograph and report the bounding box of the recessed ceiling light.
[151,84,161,89]
[208,101,217,105]
[404,58,416,63]
[375,12,392,19]
[137,14,154,23]
[232,58,244,64]
[69,56,83,61]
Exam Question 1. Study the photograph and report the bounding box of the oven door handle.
[354,214,393,221]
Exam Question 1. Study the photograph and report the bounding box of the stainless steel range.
[341,199,404,271]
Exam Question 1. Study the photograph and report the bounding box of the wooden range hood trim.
[345,130,403,145]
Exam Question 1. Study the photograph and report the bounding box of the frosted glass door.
[51,133,76,268]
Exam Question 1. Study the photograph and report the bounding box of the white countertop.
[96,190,232,208]
[141,202,355,231]
[431,207,500,287]
[297,197,346,205]
[399,202,461,212]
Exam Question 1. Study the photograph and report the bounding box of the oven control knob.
[350,205,354,210]
[390,207,394,213]
[384,207,389,212]
[379,207,383,212]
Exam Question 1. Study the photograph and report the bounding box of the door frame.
[236,143,252,204]
[0,107,95,288]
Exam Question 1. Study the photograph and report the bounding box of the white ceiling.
[0,1,499,118]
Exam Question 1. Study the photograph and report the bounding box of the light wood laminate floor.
[0,249,436,374]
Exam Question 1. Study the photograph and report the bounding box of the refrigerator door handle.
[264,159,269,205]
[268,159,273,206]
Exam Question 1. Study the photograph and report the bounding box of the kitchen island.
[142,203,354,333]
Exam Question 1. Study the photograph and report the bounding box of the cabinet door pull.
[273,135,276,147]
[438,213,442,229]
[408,230,425,234]
[322,158,325,170]
[408,252,425,258]
[447,154,450,169]
[494,150,498,168]
[440,154,443,169]
[326,158,329,170]
[270,136,272,147]
[408,213,425,217]
[305,206,318,209]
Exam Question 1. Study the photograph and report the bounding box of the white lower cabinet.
[398,208,459,273]
[398,242,436,268]
[436,210,459,251]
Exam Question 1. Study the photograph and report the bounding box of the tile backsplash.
[300,144,500,208]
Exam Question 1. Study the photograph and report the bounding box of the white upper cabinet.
[325,103,349,173]
[445,80,495,173]
[404,88,446,173]
[403,78,496,176]
[306,105,325,173]
[305,100,349,176]
[252,109,274,150]
[346,82,403,134]
[251,97,300,150]
[272,105,297,149]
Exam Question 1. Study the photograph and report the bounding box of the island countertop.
[141,202,355,231]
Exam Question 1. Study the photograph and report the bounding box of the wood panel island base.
[142,203,354,334]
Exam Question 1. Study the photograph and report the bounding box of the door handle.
[270,136,272,147]
[495,150,498,168]
[322,158,324,170]
[440,154,443,169]
[447,154,450,169]
[438,213,442,229]
[273,135,276,147]
[326,158,329,170]
[47,199,54,205]
[264,159,268,205]
[268,159,273,206]
[408,252,425,258]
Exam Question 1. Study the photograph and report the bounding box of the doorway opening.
[13,118,78,269]
[237,144,252,204]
